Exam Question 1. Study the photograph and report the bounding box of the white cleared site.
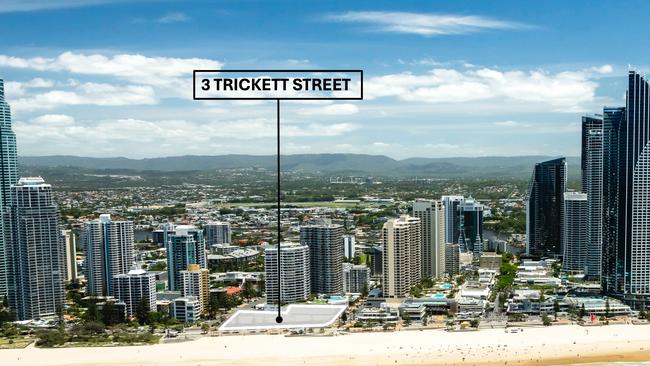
[219,304,346,331]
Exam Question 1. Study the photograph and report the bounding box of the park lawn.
[0,337,34,349]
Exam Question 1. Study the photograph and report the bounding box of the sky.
[0,0,646,159]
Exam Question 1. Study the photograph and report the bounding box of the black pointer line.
[276,99,283,324]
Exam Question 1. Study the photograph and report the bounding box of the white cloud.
[14,116,358,156]
[590,64,614,74]
[157,12,190,23]
[11,82,157,111]
[295,103,359,116]
[494,120,530,127]
[364,67,598,112]
[0,52,222,89]
[325,11,528,36]
[3,78,55,97]
[31,114,75,126]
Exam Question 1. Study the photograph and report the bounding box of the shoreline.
[2,323,650,366]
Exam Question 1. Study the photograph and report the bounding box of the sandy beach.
[2,324,650,366]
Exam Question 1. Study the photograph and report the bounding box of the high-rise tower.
[413,199,446,278]
[4,177,64,320]
[82,214,134,296]
[441,195,464,244]
[264,242,310,303]
[166,225,206,291]
[562,192,588,273]
[601,106,625,297]
[602,71,650,307]
[382,215,421,298]
[525,157,567,257]
[582,115,604,278]
[300,223,344,295]
[0,79,19,299]
[457,197,484,257]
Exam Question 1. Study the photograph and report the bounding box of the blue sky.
[0,0,645,159]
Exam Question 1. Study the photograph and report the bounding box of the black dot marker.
[276,316,283,324]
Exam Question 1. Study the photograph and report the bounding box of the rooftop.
[219,304,346,331]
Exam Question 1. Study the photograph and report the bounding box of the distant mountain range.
[18,154,581,179]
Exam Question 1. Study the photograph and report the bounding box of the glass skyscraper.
[166,225,206,291]
[602,106,625,297]
[441,195,464,244]
[0,79,19,299]
[457,197,484,257]
[602,71,650,307]
[525,157,567,258]
[582,115,604,278]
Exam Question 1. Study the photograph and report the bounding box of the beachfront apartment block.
[382,215,421,298]
[342,262,369,293]
[563,192,588,274]
[265,242,311,303]
[413,199,446,279]
[112,269,156,317]
[4,177,64,321]
[300,223,344,295]
[171,296,201,322]
[82,214,134,296]
[180,264,209,315]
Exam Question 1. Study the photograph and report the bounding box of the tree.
[341,312,348,323]
[83,301,99,322]
[409,284,423,298]
[35,329,65,347]
[207,295,221,319]
[201,323,210,334]
[148,261,166,272]
[469,318,480,328]
[420,277,434,289]
[102,302,115,326]
[639,303,647,319]
[361,284,369,298]
[542,314,552,326]
[553,300,560,320]
[135,298,150,325]
[55,305,64,326]
[402,312,411,326]
[242,281,256,301]
[578,303,586,318]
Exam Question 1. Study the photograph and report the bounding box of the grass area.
[0,337,34,349]
[63,337,161,348]
[358,253,370,265]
